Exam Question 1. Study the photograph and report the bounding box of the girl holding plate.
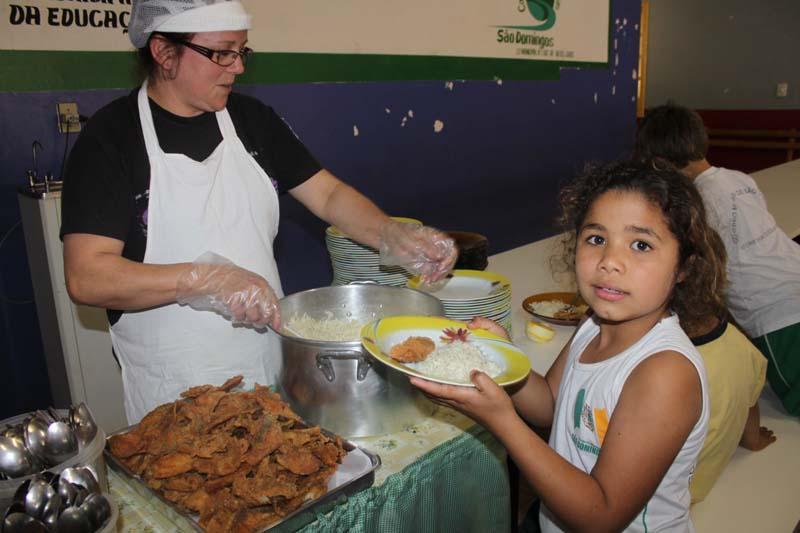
[413,161,723,532]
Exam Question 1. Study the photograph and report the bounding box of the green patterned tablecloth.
[110,406,510,532]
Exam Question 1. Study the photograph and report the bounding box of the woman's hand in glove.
[378,220,458,282]
[175,252,280,329]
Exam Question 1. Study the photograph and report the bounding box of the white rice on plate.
[409,341,502,383]
[529,299,588,318]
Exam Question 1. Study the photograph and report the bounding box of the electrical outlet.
[56,102,81,133]
[776,82,789,98]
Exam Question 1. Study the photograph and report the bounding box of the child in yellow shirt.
[687,314,775,502]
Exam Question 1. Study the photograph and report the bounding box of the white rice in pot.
[285,312,362,342]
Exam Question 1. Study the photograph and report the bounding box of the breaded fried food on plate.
[389,336,436,362]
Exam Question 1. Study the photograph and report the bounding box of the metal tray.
[104,424,380,532]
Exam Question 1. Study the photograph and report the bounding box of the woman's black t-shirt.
[60,89,321,325]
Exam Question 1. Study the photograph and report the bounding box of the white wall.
[646,0,800,109]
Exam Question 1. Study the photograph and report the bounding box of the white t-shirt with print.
[540,315,709,533]
[694,166,800,337]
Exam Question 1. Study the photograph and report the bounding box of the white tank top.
[540,314,709,533]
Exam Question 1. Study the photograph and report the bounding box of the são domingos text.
[496,29,554,48]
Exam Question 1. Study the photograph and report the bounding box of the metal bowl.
[272,284,444,437]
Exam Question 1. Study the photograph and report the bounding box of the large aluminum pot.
[273,284,444,437]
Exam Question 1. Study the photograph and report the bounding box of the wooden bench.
[707,128,800,163]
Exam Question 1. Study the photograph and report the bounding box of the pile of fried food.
[107,376,346,533]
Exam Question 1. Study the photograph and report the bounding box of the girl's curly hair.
[553,161,727,332]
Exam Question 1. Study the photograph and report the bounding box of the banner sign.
[2,1,609,61]
[0,0,611,90]
[2,0,132,50]
[254,1,609,64]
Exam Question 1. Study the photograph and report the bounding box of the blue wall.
[0,0,640,413]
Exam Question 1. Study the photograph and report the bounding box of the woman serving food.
[60,0,456,424]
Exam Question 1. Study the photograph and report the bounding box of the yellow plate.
[360,316,531,387]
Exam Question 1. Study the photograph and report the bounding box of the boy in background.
[636,104,785,501]
[636,102,800,419]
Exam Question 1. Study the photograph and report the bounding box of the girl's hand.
[410,370,517,433]
[467,317,510,341]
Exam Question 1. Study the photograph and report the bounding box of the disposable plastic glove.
[378,220,458,282]
[175,252,280,329]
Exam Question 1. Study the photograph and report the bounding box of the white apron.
[111,81,283,424]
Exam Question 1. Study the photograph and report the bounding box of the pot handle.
[316,350,373,382]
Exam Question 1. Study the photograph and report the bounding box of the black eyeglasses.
[154,33,253,67]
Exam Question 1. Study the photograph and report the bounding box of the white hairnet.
[128,0,252,49]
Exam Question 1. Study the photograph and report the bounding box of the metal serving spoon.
[59,466,100,495]
[57,478,79,507]
[2,503,47,533]
[68,403,98,447]
[43,421,78,464]
[40,490,62,530]
[56,505,92,533]
[23,415,50,465]
[22,477,56,520]
[80,492,112,530]
[0,435,35,478]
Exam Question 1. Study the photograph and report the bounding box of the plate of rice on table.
[522,291,589,326]
[360,316,531,387]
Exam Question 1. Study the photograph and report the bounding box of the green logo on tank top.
[573,388,595,431]
[573,388,585,428]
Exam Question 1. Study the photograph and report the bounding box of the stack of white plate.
[326,217,422,286]
[408,270,513,333]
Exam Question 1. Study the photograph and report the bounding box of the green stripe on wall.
[238,53,570,85]
[0,51,140,91]
[0,50,605,92]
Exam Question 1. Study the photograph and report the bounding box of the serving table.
[109,408,511,532]
[107,235,572,532]
[487,235,577,374]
